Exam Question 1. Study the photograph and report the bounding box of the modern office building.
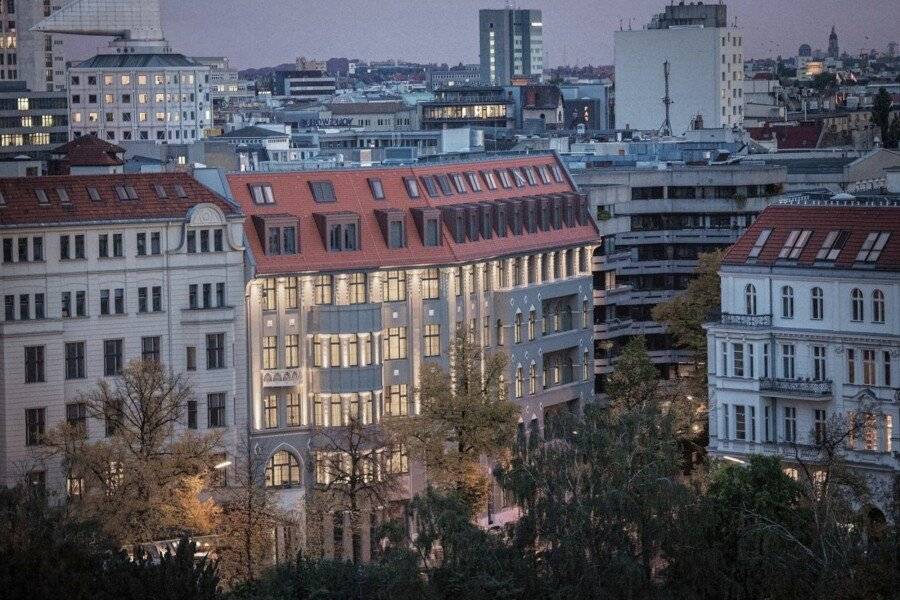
[1,0,65,92]
[226,153,598,557]
[570,161,786,391]
[426,64,481,90]
[0,172,247,500]
[326,102,417,131]
[479,8,543,86]
[0,81,68,166]
[272,71,337,102]
[193,57,255,109]
[707,197,899,512]
[420,86,515,131]
[34,0,211,144]
[614,2,743,132]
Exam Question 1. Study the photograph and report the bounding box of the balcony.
[261,368,303,388]
[593,285,632,302]
[593,250,631,269]
[760,378,833,399]
[594,318,633,337]
[721,313,772,327]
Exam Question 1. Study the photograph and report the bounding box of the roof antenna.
[658,60,673,136]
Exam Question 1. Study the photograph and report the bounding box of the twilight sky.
[63,0,899,69]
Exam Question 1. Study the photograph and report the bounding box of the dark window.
[74,235,84,259]
[207,393,226,428]
[26,408,45,446]
[282,226,296,254]
[2,238,11,263]
[436,174,453,195]
[187,400,197,429]
[368,178,385,199]
[66,403,86,429]
[420,176,440,197]
[25,346,45,383]
[34,293,44,319]
[388,219,405,249]
[141,336,161,362]
[403,177,420,198]
[309,180,336,202]
[32,237,43,261]
[65,342,85,379]
[207,333,225,369]
[103,339,123,376]
[424,218,440,247]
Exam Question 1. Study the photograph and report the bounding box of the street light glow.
[214,460,232,469]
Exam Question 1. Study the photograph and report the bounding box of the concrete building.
[426,64,481,90]
[272,71,337,102]
[614,2,743,132]
[193,57,255,109]
[325,102,417,131]
[225,154,598,554]
[3,0,65,92]
[479,8,543,86]
[420,86,514,131]
[570,161,786,390]
[0,172,247,500]
[0,81,68,166]
[706,198,899,512]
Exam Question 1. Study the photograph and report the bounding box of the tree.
[872,87,898,148]
[390,328,519,513]
[103,537,221,600]
[47,359,221,544]
[216,434,286,588]
[309,412,405,564]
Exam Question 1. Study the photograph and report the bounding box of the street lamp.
[214,460,232,470]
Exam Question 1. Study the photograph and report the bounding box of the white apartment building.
[615,2,743,132]
[0,172,246,499]
[707,198,899,512]
[67,55,211,144]
[0,0,66,92]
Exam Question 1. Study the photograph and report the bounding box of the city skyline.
[58,0,899,69]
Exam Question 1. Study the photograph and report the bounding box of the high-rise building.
[0,172,248,499]
[0,0,65,92]
[0,81,68,167]
[614,2,743,132]
[707,197,899,514]
[828,26,840,59]
[227,154,598,556]
[33,0,211,144]
[479,8,543,86]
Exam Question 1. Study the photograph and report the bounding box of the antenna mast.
[659,60,673,136]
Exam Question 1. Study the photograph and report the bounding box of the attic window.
[115,185,138,200]
[56,188,70,204]
[174,184,187,198]
[855,232,890,263]
[368,178,385,200]
[496,169,512,189]
[537,165,551,184]
[309,181,336,203]
[249,183,274,204]
[523,166,537,185]
[815,230,849,261]
[466,172,482,192]
[436,174,453,195]
[481,170,497,190]
[35,189,49,205]
[153,184,168,199]
[451,173,467,194]
[0,189,5,206]
[86,187,101,202]
[510,168,526,187]
[420,176,440,197]
[777,229,812,260]
[403,177,420,199]
[747,228,771,258]
[550,164,564,183]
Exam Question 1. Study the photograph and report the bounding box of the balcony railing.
[721,313,772,327]
[760,378,833,396]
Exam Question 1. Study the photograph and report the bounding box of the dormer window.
[420,176,440,197]
[389,220,406,249]
[480,204,493,240]
[494,203,507,237]
[314,212,360,252]
[309,180,336,203]
[266,224,297,255]
[497,169,512,189]
[249,183,275,204]
[375,208,407,249]
[403,177,420,199]
[778,229,812,260]
[451,173,467,193]
[368,178,385,200]
[481,170,497,190]
[466,172,482,192]
[87,186,101,201]
[411,207,441,247]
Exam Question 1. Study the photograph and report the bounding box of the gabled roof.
[52,135,125,167]
[227,155,598,275]
[0,173,240,227]
[723,203,900,271]
[75,53,199,69]
[219,126,289,140]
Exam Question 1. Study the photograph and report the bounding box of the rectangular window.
[813,346,827,381]
[733,343,744,377]
[309,180,336,202]
[862,350,876,386]
[314,275,333,305]
[388,219,405,249]
[263,394,278,429]
[104,339,123,376]
[735,405,746,440]
[26,408,45,446]
[781,344,795,379]
[383,327,408,360]
[64,342,86,380]
[382,270,407,302]
[784,407,796,442]
[368,178,385,200]
[263,277,277,310]
[285,277,299,309]
[348,273,367,305]
[847,349,856,384]
[385,384,408,416]
[814,409,827,445]
[207,393,226,428]
[777,230,812,260]
[747,228,771,258]
[855,232,890,263]
[249,183,275,204]
[141,336,161,362]
[186,346,197,371]
[262,336,278,370]
[423,324,440,357]
[25,346,45,383]
[285,335,299,368]
[187,400,197,429]
[206,333,226,369]
[286,393,302,427]
[66,402,87,430]
[884,351,892,387]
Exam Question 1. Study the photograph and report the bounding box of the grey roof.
[219,126,290,140]
[760,156,855,175]
[75,53,200,69]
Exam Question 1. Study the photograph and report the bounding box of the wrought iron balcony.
[721,313,772,327]
[760,378,833,397]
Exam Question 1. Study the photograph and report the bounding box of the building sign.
[293,118,354,128]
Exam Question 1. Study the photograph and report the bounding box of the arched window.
[265,450,301,488]
[515,366,524,398]
[811,287,824,320]
[851,288,864,322]
[744,284,757,316]
[781,286,794,319]
[872,290,885,323]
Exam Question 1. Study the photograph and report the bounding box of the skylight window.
[451,173,467,194]
[174,184,187,198]
[249,183,275,204]
[551,164,564,182]
[537,165,551,184]
[815,230,849,261]
[523,166,537,185]
[496,169,512,188]
[748,228,772,258]
[403,177,420,199]
[35,189,49,205]
[510,168,527,187]
[778,229,812,260]
[0,189,5,206]
[855,232,890,263]
[420,176,440,197]
[86,186,101,202]
[115,186,129,200]
[153,184,168,199]
[368,178,385,200]
[56,188,70,204]
[481,171,497,190]
[466,172,482,192]
[436,174,453,195]
[309,181,336,203]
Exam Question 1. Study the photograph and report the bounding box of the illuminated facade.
[479,8,544,86]
[420,86,514,130]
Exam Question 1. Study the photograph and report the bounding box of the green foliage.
[872,87,899,148]
[103,538,221,600]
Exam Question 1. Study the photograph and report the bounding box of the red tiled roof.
[52,135,126,167]
[723,204,900,271]
[227,155,599,274]
[746,122,823,150]
[0,173,240,227]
